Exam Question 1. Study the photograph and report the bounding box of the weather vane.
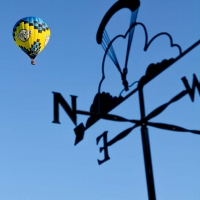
[52,0,200,199]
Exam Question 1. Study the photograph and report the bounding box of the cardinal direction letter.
[96,131,110,165]
[52,92,77,125]
[181,74,200,102]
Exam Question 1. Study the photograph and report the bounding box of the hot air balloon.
[12,16,50,65]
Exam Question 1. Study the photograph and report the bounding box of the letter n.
[52,92,77,125]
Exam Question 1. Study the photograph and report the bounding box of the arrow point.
[74,123,85,145]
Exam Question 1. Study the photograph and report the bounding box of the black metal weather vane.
[52,0,200,200]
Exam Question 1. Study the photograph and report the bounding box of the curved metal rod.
[145,32,182,54]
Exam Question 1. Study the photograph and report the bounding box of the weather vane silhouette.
[52,0,200,199]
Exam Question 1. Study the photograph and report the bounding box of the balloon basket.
[31,60,36,65]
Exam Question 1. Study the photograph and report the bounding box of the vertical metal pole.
[138,85,156,200]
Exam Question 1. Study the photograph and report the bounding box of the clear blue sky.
[0,0,200,199]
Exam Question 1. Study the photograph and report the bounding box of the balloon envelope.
[13,16,50,62]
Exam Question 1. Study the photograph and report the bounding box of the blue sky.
[0,0,200,199]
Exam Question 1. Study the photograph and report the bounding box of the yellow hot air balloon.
[12,16,50,65]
